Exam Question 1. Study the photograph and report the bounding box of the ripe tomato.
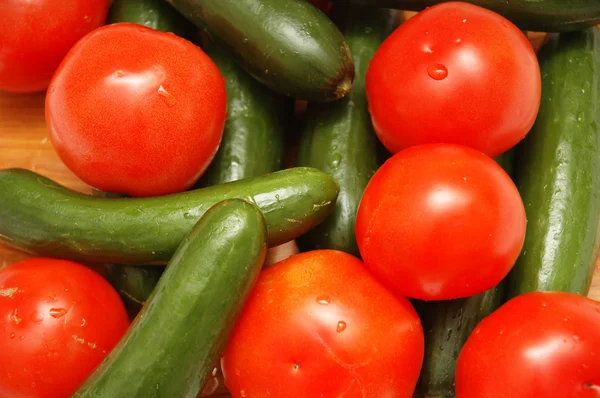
[456,292,600,398]
[355,144,526,301]
[0,258,129,398]
[0,0,110,93]
[47,23,227,197]
[222,250,424,398]
[366,2,541,157]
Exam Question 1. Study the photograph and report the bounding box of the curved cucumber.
[165,0,355,102]
[508,28,600,297]
[74,199,267,397]
[107,0,195,39]
[330,0,600,32]
[414,149,515,397]
[0,167,339,264]
[197,41,293,187]
[296,5,398,256]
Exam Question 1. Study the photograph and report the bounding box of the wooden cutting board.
[1,90,599,301]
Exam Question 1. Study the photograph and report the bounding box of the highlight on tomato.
[366,2,541,157]
[355,144,526,301]
[222,250,425,398]
[456,292,600,398]
[46,23,227,197]
[0,0,110,93]
[0,258,129,398]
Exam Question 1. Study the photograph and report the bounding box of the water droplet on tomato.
[80,318,86,327]
[423,45,433,54]
[65,288,69,292]
[573,335,581,342]
[235,368,241,376]
[336,321,347,333]
[19,335,24,340]
[83,15,91,23]
[462,18,468,23]
[48,86,56,94]
[564,316,571,322]
[427,64,448,80]
[316,295,330,305]
[240,390,246,397]
[455,38,462,44]
[541,302,548,307]
[9,333,15,339]
[49,308,68,319]
[158,85,177,107]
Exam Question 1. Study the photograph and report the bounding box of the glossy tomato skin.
[456,292,600,398]
[222,250,424,398]
[0,0,110,93]
[47,23,227,197]
[0,258,129,398]
[355,144,526,301]
[366,2,541,157]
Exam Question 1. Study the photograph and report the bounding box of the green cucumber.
[414,284,505,398]
[107,0,195,39]
[74,199,267,397]
[296,5,398,256]
[508,27,600,297]
[196,40,293,187]
[103,264,164,317]
[0,167,339,264]
[165,0,355,102]
[330,0,600,32]
[414,150,515,398]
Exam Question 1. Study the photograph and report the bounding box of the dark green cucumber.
[107,0,195,39]
[508,27,600,297]
[414,149,515,398]
[74,199,267,397]
[296,5,398,256]
[414,284,505,398]
[103,264,164,317]
[165,0,355,102]
[197,41,293,187]
[0,167,339,264]
[331,0,600,32]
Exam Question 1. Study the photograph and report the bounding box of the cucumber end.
[334,76,353,99]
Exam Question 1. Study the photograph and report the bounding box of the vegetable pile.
[1,0,600,397]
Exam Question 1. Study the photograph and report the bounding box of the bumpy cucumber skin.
[197,41,293,187]
[296,5,398,256]
[73,199,267,398]
[0,167,339,264]
[509,28,600,297]
[330,0,600,32]
[165,0,355,102]
[414,150,515,398]
[107,0,195,39]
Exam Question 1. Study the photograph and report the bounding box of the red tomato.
[47,23,227,197]
[355,144,526,300]
[456,292,600,398]
[0,0,110,93]
[222,250,424,398]
[366,2,541,157]
[0,258,129,398]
